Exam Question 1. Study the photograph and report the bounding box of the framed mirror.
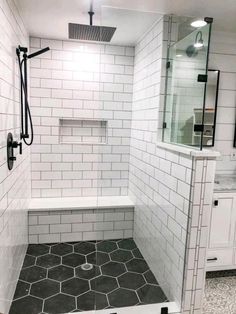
[194,69,220,147]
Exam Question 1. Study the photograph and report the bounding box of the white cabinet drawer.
[206,249,233,269]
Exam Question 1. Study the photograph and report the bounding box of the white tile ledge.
[157,142,220,158]
[72,302,179,314]
[29,196,134,212]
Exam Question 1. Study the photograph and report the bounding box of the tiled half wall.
[29,207,134,244]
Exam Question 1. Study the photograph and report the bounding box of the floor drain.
[81,263,93,271]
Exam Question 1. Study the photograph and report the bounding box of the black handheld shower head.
[16,45,50,147]
[27,47,50,59]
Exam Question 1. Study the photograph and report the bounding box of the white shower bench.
[28,196,134,244]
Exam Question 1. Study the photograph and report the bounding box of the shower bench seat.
[28,196,134,244]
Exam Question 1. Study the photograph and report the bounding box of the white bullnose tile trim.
[29,196,134,211]
[156,142,220,158]
[73,302,179,314]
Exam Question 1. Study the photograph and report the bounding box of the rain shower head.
[68,11,116,42]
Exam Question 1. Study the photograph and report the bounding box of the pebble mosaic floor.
[203,271,236,314]
[9,238,168,314]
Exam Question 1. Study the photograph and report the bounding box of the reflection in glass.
[163,23,213,149]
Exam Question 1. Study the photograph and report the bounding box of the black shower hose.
[17,54,34,146]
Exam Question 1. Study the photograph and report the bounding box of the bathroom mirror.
[201,69,220,147]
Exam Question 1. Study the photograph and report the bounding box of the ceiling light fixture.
[191,20,207,28]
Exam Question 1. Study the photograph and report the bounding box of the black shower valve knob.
[12,141,23,155]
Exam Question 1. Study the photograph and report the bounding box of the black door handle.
[207,257,217,261]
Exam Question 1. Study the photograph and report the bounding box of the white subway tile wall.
[128,16,217,314]
[30,37,134,198]
[28,207,134,243]
[0,0,31,313]
[129,16,187,305]
[209,30,236,174]
[182,158,216,314]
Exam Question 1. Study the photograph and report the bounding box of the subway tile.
[50,224,71,233]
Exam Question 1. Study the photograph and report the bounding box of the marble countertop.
[214,175,236,192]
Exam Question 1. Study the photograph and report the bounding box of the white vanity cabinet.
[207,192,236,271]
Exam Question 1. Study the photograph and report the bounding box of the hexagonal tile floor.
[9,238,168,314]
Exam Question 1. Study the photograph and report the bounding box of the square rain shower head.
[68,23,116,42]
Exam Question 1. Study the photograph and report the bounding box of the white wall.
[209,30,236,174]
[129,17,191,306]
[0,0,30,313]
[29,38,134,198]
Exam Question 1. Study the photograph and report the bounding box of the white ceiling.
[16,0,236,45]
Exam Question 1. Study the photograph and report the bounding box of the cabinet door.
[209,196,234,249]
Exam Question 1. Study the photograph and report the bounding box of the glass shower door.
[163,23,212,149]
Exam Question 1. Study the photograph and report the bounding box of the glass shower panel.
[94,7,182,314]
[163,23,211,149]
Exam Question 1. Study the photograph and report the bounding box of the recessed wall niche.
[59,119,107,144]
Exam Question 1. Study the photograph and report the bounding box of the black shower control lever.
[7,133,23,171]
[12,141,23,155]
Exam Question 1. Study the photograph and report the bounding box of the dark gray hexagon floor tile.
[90,275,118,294]
[20,266,47,283]
[62,253,85,268]
[31,279,60,299]
[126,258,149,273]
[62,278,89,296]
[27,244,49,257]
[144,270,159,285]
[75,265,101,280]
[77,291,108,311]
[97,241,117,253]
[110,249,133,263]
[22,255,36,268]
[101,261,126,277]
[110,239,122,243]
[44,293,76,314]
[48,265,74,281]
[87,252,110,266]
[118,239,137,250]
[9,296,43,314]
[132,248,144,259]
[118,272,145,290]
[137,285,168,304]
[51,243,73,256]
[13,281,30,300]
[74,242,95,255]
[108,288,139,307]
[37,254,61,268]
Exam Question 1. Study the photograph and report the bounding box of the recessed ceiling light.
[176,54,182,57]
[191,20,207,28]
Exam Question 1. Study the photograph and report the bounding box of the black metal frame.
[233,98,236,146]
[209,69,220,147]
[200,69,220,148]
[200,18,213,150]
[234,124,236,148]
